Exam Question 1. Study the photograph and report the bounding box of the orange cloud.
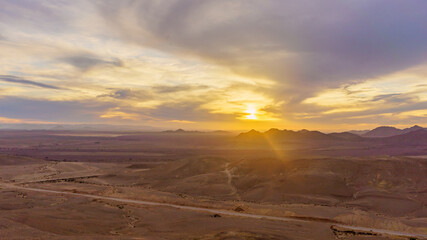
[0,116,55,124]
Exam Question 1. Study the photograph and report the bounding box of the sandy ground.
[0,156,426,239]
[0,185,336,240]
[0,131,426,239]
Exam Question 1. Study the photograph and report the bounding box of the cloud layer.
[0,0,426,130]
[0,75,62,89]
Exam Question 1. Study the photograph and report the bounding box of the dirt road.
[1,183,425,239]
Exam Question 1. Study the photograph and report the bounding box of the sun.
[245,108,258,120]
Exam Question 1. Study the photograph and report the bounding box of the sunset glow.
[0,1,426,131]
[245,108,258,120]
[1,3,427,238]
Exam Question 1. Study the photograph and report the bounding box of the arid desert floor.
[0,130,426,239]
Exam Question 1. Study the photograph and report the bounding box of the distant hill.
[348,130,369,135]
[379,129,427,145]
[237,128,339,143]
[236,129,264,141]
[402,125,424,134]
[162,129,232,134]
[237,125,427,145]
[162,129,204,134]
[363,125,424,138]
[212,130,232,134]
[328,132,364,141]
[362,126,402,138]
[50,125,67,131]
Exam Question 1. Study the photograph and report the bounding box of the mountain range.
[237,125,427,146]
[361,125,424,138]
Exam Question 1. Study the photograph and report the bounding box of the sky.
[0,0,427,131]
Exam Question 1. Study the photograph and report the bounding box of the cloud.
[296,90,427,127]
[169,119,195,124]
[98,89,133,99]
[1,1,427,129]
[98,85,207,100]
[0,0,69,33]
[0,116,53,124]
[145,100,237,122]
[0,75,62,89]
[100,107,140,120]
[0,96,115,123]
[59,54,123,71]
[370,94,411,103]
[97,89,154,101]
[98,0,427,99]
[152,84,208,94]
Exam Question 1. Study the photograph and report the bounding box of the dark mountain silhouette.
[363,125,424,138]
[162,129,202,133]
[212,130,231,134]
[50,125,67,131]
[363,126,402,138]
[402,125,424,134]
[348,129,369,135]
[237,128,338,142]
[379,129,427,145]
[237,126,427,147]
[328,132,364,141]
[236,129,264,140]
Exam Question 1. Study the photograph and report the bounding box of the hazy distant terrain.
[2,0,427,238]
[0,128,426,239]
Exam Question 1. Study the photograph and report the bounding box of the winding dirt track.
[1,183,426,239]
[224,163,241,200]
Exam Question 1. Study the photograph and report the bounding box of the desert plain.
[0,128,426,240]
